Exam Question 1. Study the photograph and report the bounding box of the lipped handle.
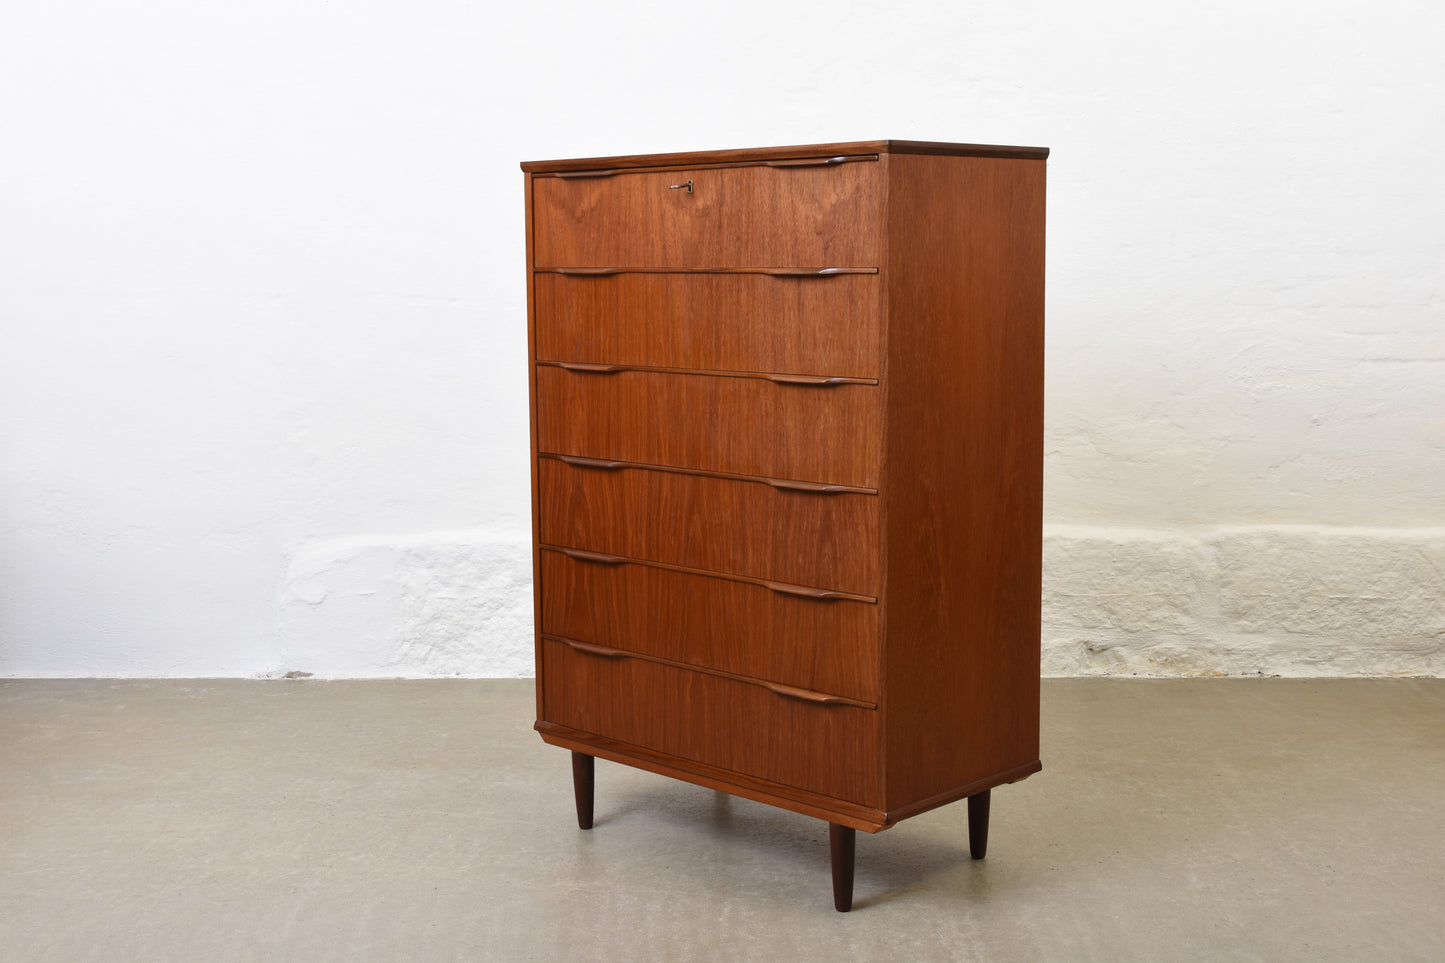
[558,548,628,566]
[539,267,875,277]
[763,267,866,277]
[761,580,851,601]
[551,454,627,471]
[764,156,852,167]
[763,681,850,704]
[762,373,853,386]
[556,638,630,658]
[762,478,853,494]
[549,361,626,373]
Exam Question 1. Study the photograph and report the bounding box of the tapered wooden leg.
[571,751,594,830]
[968,789,991,859]
[829,823,856,912]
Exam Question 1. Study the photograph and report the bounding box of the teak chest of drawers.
[522,140,1047,911]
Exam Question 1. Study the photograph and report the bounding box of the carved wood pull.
[761,580,850,600]
[761,267,868,277]
[553,169,619,179]
[764,156,852,167]
[551,454,627,470]
[762,478,853,494]
[558,638,630,658]
[763,682,850,704]
[558,548,628,566]
[762,373,853,386]
[550,362,626,373]
[538,267,876,277]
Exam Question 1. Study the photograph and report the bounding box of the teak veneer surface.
[537,458,879,595]
[879,153,1045,808]
[532,161,881,269]
[539,550,880,702]
[534,272,881,378]
[540,639,880,805]
[535,366,881,488]
[520,139,1049,173]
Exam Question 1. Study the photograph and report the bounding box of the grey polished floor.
[2,678,1442,961]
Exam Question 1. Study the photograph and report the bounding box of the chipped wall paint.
[261,527,1444,679]
[1044,527,1445,677]
[276,534,534,678]
[1,1,1441,677]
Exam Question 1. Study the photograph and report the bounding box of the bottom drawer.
[541,638,879,806]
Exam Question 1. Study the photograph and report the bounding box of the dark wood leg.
[829,823,856,912]
[968,788,991,859]
[571,751,594,830]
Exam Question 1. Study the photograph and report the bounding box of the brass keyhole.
[668,179,694,194]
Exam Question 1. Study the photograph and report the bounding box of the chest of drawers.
[521,140,1047,911]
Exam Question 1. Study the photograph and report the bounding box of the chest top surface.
[520,139,1049,173]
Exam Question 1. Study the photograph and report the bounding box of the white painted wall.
[2,1,1441,677]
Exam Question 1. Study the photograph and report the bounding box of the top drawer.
[531,158,881,268]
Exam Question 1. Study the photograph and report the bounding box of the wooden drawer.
[537,458,878,595]
[535,366,880,488]
[541,638,879,805]
[531,159,881,268]
[534,272,881,379]
[540,549,879,702]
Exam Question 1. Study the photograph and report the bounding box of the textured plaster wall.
[2,1,1441,677]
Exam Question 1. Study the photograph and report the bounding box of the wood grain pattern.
[536,366,881,488]
[879,153,1046,810]
[524,171,545,724]
[536,722,890,832]
[534,272,881,378]
[537,362,873,386]
[540,453,876,495]
[539,549,879,701]
[520,140,1049,173]
[537,458,879,594]
[545,635,873,708]
[539,267,878,276]
[532,161,881,268]
[541,638,880,806]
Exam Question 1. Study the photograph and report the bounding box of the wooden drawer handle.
[764,156,851,167]
[762,267,864,277]
[550,362,626,373]
[553,169,619,179]
[541,267,874,277]
[552,454,627,470]
[763,682,850,704]
[558,548,628,566]
[761,580,850,601]
[762,478,853,494]
[763,373,853,386]
[558,638,630,659]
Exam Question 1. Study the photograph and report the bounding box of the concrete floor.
[1,680,1442,962]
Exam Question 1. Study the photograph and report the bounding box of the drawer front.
[541,638,880,805]
[532,160,881,268]
[534,272,881,379]
[540,549,879,702]
[538,459,878,595]
[535,367,880,488]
